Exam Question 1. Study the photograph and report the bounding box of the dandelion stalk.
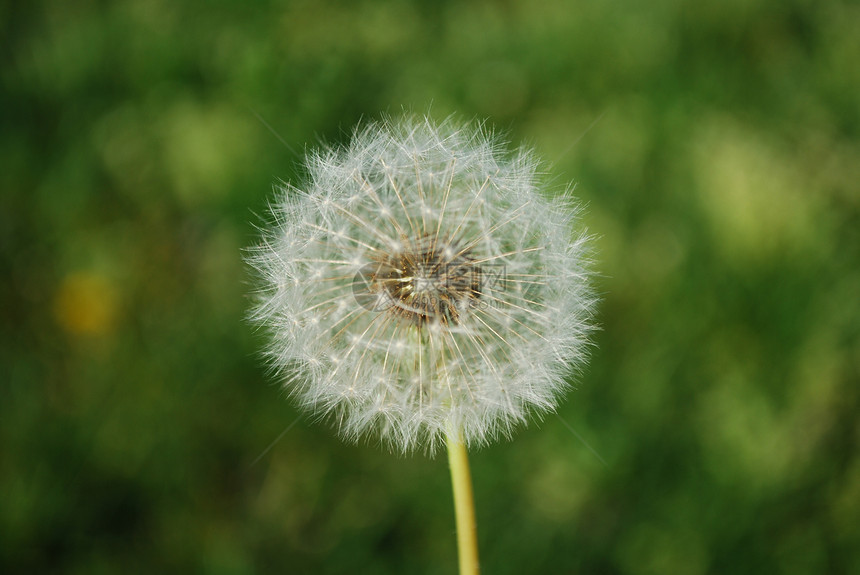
[447,428,480,575]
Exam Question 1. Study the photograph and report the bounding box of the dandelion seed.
[248,115,595,454]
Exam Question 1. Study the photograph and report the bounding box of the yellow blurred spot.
[54,273,118,336]
[693,117,820,264]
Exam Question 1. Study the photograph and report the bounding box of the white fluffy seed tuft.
[247,116,596,453]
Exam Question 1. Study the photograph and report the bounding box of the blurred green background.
[2,0,858,573]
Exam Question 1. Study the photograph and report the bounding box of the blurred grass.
[2,0,858,573]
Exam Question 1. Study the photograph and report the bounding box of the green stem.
[446,428,480,575]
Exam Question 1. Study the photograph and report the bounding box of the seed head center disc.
[356,237,482,327]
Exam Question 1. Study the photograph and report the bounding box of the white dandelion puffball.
[249,116,595,452]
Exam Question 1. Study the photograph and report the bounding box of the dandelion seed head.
[248,115,596,453]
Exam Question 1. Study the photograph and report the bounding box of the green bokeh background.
[2,0,858,573]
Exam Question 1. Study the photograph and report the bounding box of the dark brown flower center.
[370,237,482,326]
